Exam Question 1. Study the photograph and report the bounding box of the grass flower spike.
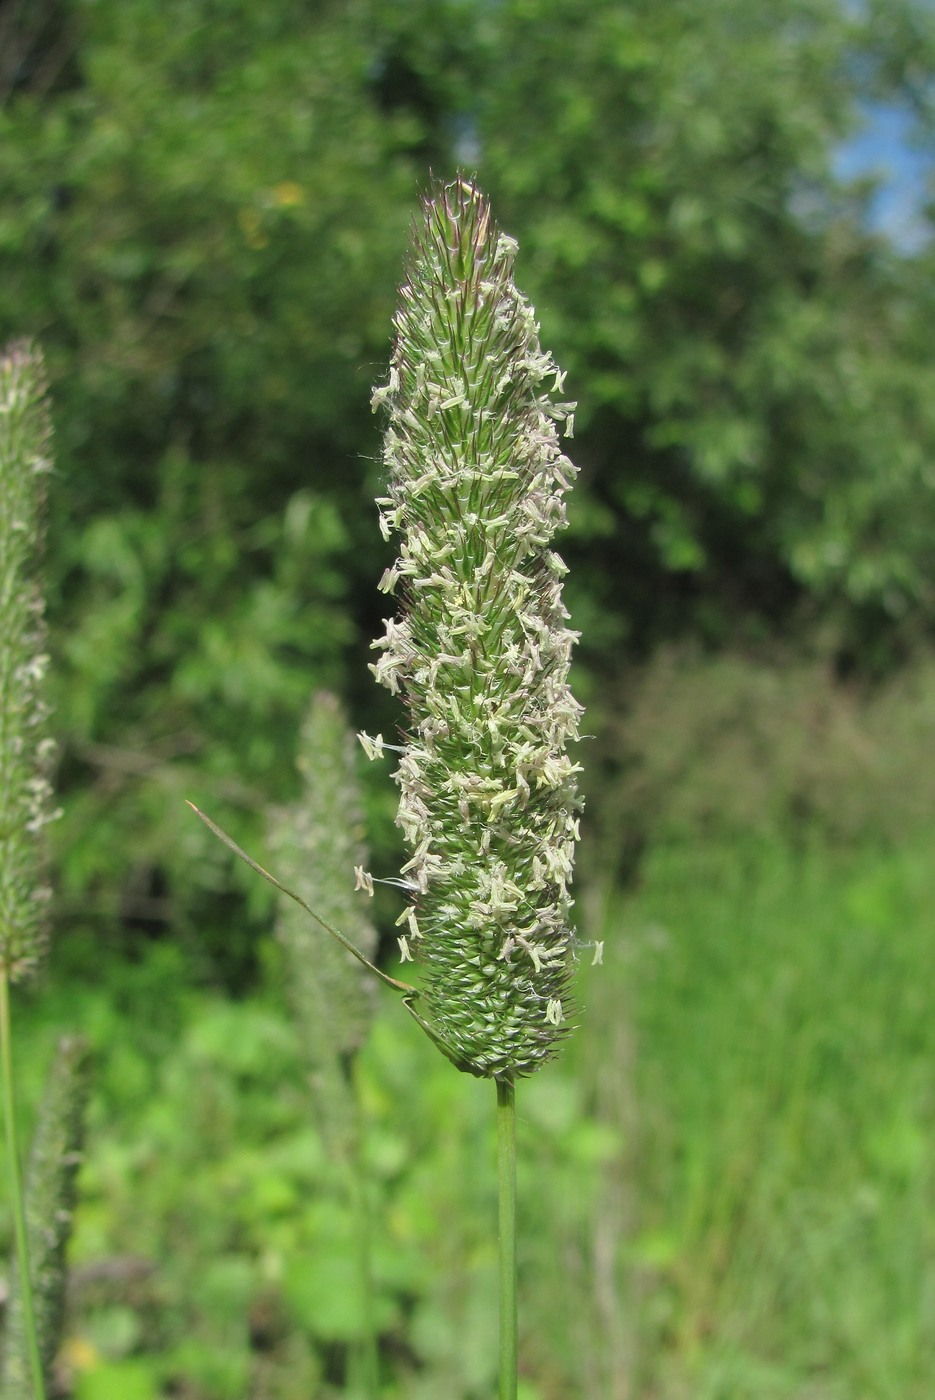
[0,340,58,1400]
[0,342,56,985]
[368,177,583,1080]
[267,691,377,1152]
[0,1035,91,1399]
[267,692,380,1397]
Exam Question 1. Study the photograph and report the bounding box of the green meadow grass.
[2,829,933,1398]
[608,833,935,1400]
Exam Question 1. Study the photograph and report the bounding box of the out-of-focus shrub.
[587,647,935,875]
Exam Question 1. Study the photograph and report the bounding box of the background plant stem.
[497,1074,517,1400]
[348,1061,379,1399]
[0,970,46,1400]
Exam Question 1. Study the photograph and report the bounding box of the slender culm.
[0,343,56,985]
[366,177,583,1080]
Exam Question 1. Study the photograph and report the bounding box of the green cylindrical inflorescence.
[267,692,378,1151]
[365,178,583,1079]
[0,1035,91,1397]
[0,342,57,985]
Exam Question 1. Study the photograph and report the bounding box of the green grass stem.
[497,1075,517,1400]
[0,971,45,1400]
[348,1062,379,1400]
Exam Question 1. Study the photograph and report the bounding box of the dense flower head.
[268,691,377,1062]
[367,178,583,1079]
[0,342,57,983]
[267,691,378,1155]
[0,1034,90,1393]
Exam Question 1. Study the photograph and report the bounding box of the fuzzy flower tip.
[0,342,57,984]
[369,177,583,1079]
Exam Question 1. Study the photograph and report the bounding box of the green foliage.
[620,835,935,1398]
[2,0,935,967]
[3,10,935,1391]
[0,0,427,973]
[6,938,606,1397]
[6,825,935,1397]
[472,0,935,660]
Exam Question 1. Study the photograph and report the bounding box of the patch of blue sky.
[835,101,934,252]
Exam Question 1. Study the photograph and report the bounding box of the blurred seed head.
[0,1034,91,1393]
[267,692,378,1147]
[0,341,58,984]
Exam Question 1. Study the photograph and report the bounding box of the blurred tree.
[18,8,412,505]
[1,0,934,977]
[471,0,935,665]
[0,0,432,975]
